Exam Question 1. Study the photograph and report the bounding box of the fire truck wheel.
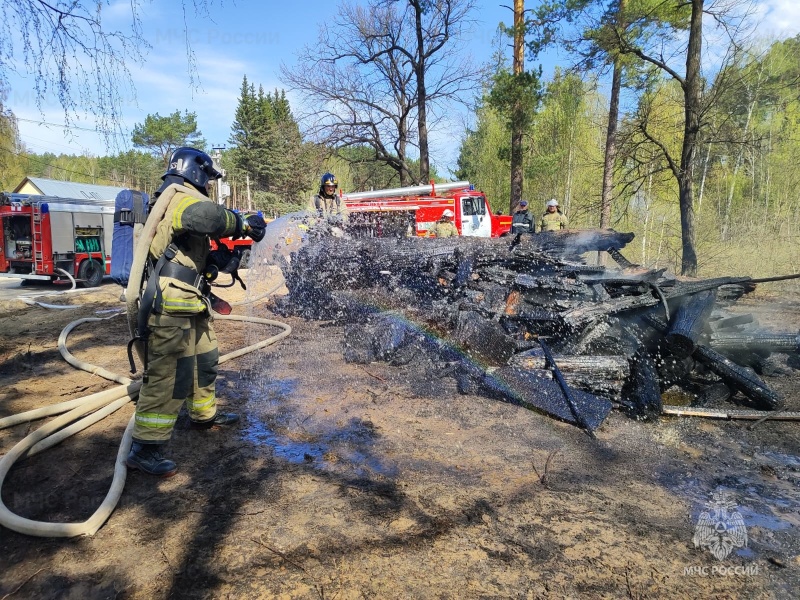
[78,259,104,288]
[239,248,252,269]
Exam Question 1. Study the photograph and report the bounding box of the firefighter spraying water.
[125,147,268,477]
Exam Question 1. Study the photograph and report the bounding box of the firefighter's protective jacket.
[511,210,533,234]
[427,220,459,238]
[538,211,568,232]
[314,193,342,216]
[149,183,239,315]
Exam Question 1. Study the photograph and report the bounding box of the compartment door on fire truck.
[460,195,492,237]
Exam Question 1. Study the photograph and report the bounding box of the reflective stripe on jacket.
[427,221,459,238]
[539,211,568,232]
[511,210,533,234]
[149,184,238,316]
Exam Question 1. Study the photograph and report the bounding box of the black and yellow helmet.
[321,172,338,188]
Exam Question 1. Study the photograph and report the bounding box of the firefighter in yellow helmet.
[537,198,568,232]
[426,209,459,238]
[315,172,342,216]
[126,147,266,477]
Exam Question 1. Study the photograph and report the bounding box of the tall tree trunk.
[642,151,655,264]
[565,141,574,215]
[601,0,627,230]
[598,0,626,266]
[598,56,622,265]
[509,0,525,215]
[678,0,703,276]
[413,2,429,183]
[399,111,410,187]
[600,57,622,230]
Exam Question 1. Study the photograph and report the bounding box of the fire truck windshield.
[462,196,486,216]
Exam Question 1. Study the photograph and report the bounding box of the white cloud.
[121,49,284,149]
[755,0,800,37]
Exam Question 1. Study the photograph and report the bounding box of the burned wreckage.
[274,227,797,434]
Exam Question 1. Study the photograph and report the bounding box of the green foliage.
[486,69,542,131]
[322,146,443,193]
[456,101,512,205]
[132,110,206,166]
[0,144,163,196]
[0,103,25,191]
[250,189,308,218]
[693,34,800,274]
[607,32,800,277]
[331,147,405,192]
[97,150,163,194]
[459,70,602,221]
[525,71,603,219]
[227,78,316,213]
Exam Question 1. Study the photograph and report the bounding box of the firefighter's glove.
[207,248,240,275]
[241,214,267,242]
[229,210,263,241]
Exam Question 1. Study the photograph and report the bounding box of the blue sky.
[6,0,800,177]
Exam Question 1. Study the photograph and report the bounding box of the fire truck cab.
[0,193,113,287]
[341,181,512,238]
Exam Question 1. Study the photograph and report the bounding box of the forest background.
[1,0,799,279]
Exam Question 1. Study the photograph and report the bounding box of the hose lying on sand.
[20,298,82,309]
[0,311,290,538]
[0,191,291,538]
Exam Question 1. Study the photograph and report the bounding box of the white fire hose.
[0,192,292,537]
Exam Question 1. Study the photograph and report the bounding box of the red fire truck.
[341,181,512,238]
[0,193,113,287]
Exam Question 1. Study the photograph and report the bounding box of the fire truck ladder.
[32,203,45,274]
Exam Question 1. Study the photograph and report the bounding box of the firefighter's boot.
[190,412,240,429]
[126,441,178,477]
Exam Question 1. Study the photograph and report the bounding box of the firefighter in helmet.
[314,172,342,217]
[537,198,568,232]
[127,147,267,477]
[426,208,458,238]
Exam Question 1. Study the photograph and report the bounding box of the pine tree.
[228,77,313,212]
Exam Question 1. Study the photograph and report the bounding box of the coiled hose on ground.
[0,192,291,538]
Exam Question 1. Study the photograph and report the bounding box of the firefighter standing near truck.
[313,172,347,236]
[511,200,533,235]
[314,173,343,216]
[537,199,568,232]
[426,209,459,238]
[126,147,267,477]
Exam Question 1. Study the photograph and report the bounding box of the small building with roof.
[14,177,126,202]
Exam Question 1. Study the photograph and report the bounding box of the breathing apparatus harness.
[126,229,248,382]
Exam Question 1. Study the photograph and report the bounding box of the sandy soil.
[0,272,798,599]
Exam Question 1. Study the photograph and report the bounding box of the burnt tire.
[78,259,104,288]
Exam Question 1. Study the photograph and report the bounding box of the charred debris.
[274,229,796,434]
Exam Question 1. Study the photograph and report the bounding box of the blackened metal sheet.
[488,367,612,431]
